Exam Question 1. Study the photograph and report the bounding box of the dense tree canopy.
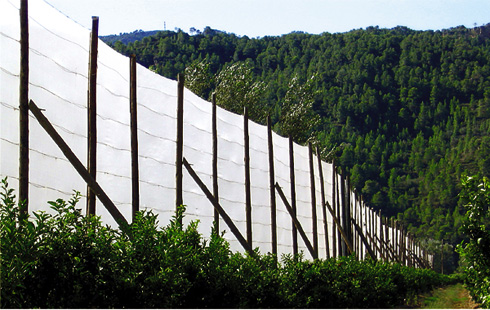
[104,23,490,270]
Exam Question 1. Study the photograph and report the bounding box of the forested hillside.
[104,24,490,269]
[102,29,160,45]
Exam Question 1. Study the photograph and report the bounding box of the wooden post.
[324,201,353,255]
[404,229,408,266]
[408,233,412,267]
[308,142,318,256]
[212,93,219,231]
[340,173,347,256]
[316,146,330,259]
[418,241,422,267]
[345,176,352,253]
[414,237,417,267]
[289,136,298,255]
[400,225,404,265]
[359,198,363,259]
[28,100,129,228]
[19,0,29,216]
[354,196,364,260]
[401,225,406,265]
[183,158,255,257]
[130,55,139,221]
[385,216,390,261]
[244,107,252,247]
[394,219,398,262]
[359,197,363,258]
[336,169,342,255]
[86,16,99,216]
[394,220,400,264]
[351,219,377,261]
[276,183,317,260]
[267,115,277,255]
[373,209,377,258]
[378,232,397,262]
[371,208,375,258]
[176,73,184,211]
[412,235,415,267]
[440,239,444,274]
[356,195,361,258]
[375,210,379,258]
[373,235,389,262]
[331,162,337,258]
[364,203,368,259]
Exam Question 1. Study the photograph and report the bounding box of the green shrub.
[0,177,451,308]
[456,175,490,307]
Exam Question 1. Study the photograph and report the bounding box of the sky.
[44,0,490,37]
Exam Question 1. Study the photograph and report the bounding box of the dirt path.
[416,283,480,309]
[453,286,479,309]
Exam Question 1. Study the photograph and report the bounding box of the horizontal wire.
[0,66,19,77]
[0,31,20,43]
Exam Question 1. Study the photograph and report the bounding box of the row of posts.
[17,3,430,268]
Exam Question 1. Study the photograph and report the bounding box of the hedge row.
[457,175,490,308]
[1,178,451,308]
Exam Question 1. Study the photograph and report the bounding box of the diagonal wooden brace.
[324,201,354,255]
[351,219,377,261]
[28,100,129,230]
[275,182,318,259]
[183,157,255,257]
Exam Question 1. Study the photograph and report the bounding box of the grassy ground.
[416,283,479,309]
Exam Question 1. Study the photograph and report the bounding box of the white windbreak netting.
[1,0,424,262]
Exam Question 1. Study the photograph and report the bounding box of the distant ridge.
[101,29,161,45]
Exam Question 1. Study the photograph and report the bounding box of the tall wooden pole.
[367,206,371,258]
[19,0,29,216]
[347,177,352,249]
[308,142,318,256]
[359,198,363,259]
[212,93,219,232]
[331,161,337,258]
[244,107,252,247]
[441,239,444,274]
[385,216,390,261]
[289,136,298,255]
[401,224,406,265]
[336,170,342,255]
[379,211,383,260]
[393,219,398,262]
[354,193,359,259]
[371,208,376,258]
[374,209,378,258]
[86,16,99,216]
[316,146,330,259]
[340,173,347,256]
[267,115,277,255]
[395,220,400,264]
[130,55,140,221]
[176,73,184,212]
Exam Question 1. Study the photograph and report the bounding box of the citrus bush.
[1,177,450,308]
[457,175,490,307]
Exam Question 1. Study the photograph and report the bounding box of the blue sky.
[45,0,490,37]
